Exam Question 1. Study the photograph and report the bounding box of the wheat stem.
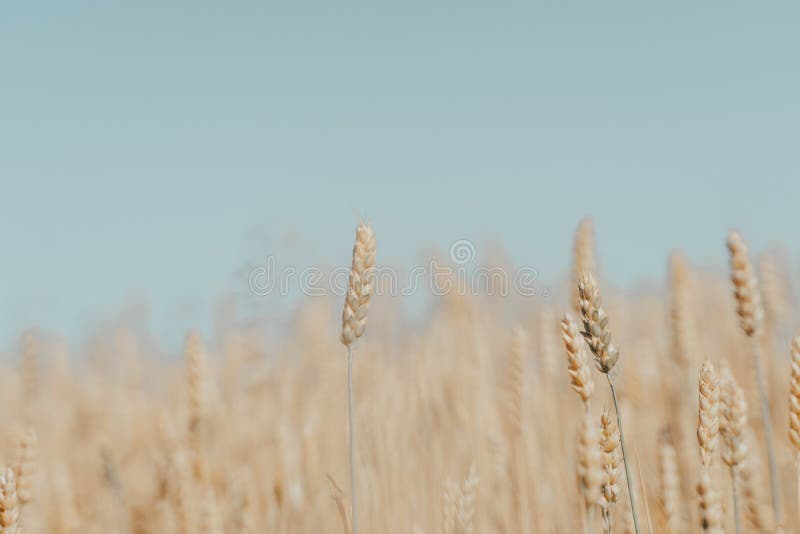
[608,377,641,534]
[750,337,781,525]
[347,345,358,534]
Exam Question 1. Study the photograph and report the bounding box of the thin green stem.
[751,337,782,526]
[608,377,641,534]
[347,345,359,534]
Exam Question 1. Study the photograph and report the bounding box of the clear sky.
[1,2,799,347]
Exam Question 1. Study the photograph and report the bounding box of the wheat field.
[1,219,798,533]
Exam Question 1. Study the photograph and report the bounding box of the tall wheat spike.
[340,221,376,534]
[578,273,640,533]
[726,230,781,526]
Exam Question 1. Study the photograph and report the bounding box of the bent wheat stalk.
[340,221,376,534]
[578,273,640,534]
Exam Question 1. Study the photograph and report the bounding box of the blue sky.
[1,2,798,347]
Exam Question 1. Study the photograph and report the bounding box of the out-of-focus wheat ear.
[726,230,782,526]
[599,407,621,533]
[697,361,720,471]
[442,479,458,534]
[657,430,683,534]
[668,251,698,367]
[184,330,208,482]
[185,330,206,435]
[340,221,376,348]
[577,409,603,515]
[14,427,36,507]
[561,312,594,404]
[697,470,724,534]
[572,217,596,313]
[173,450,195,534]
[740,461,774,532]
[790,336,800,528]
[504,327,531,534]
[455,465,478,534]
[20,327,39,404]
[0,467,21,534]
[720,367,747,534]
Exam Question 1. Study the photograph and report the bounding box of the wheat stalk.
[578,273,640,534]
[340,221,375,534]
[726,230,782,527]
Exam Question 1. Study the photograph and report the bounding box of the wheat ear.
[13,427,36,510]
[599,407,621,533]
[789,335,800,529]
[562,311,599,531]
[578,273,640,534]
[0,467,20,534]
[658,430,683,533]
[720,368,748,534]
[340,221,375,534]
[456,465,479,534]
[697,361,722,533]
[727,230,782,526]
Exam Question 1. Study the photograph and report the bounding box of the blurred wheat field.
[2,219,799,533]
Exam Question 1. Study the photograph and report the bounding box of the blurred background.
[2,1,799,348]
